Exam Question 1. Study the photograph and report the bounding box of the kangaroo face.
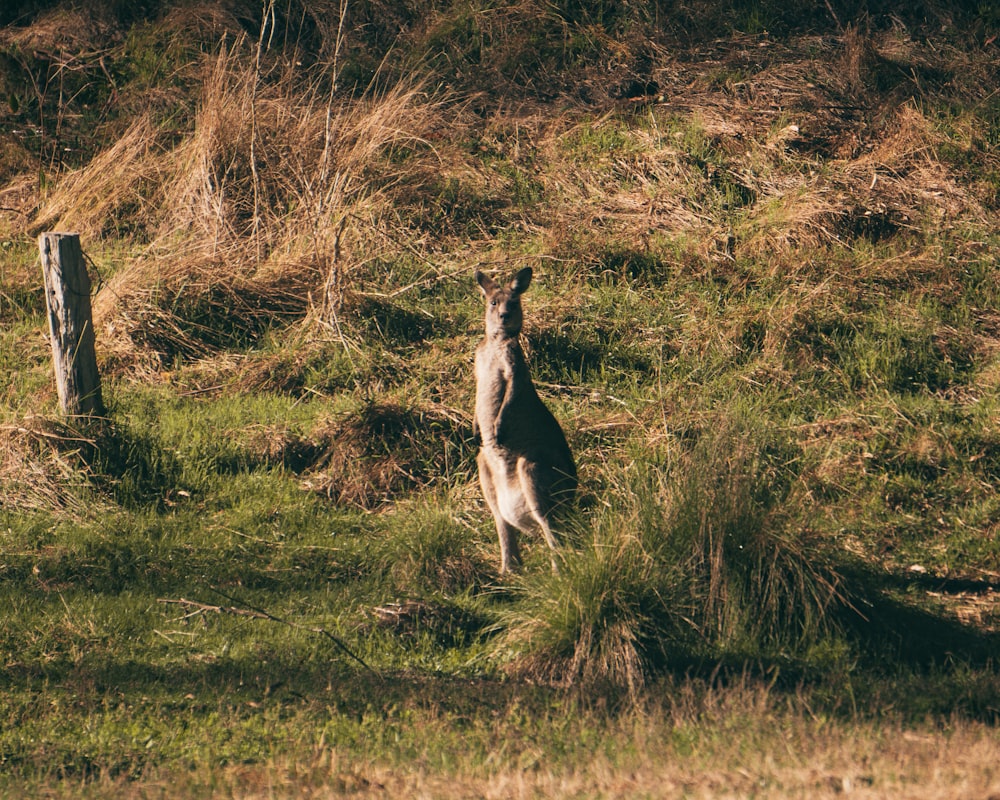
[476,267,532,340]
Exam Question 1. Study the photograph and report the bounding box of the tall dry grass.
[152,41,440,265]
[31,114,164,239]
[32,41,450,370]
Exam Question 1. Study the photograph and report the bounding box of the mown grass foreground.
[2,1,1000,796]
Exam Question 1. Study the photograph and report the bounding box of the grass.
[2,1,1000,796]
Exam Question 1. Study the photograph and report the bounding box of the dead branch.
[159,589,380,678]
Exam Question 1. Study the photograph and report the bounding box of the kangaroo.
[473,267,577,573]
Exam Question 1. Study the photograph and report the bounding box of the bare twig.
[823,0,843,31]
[158,588,380,678]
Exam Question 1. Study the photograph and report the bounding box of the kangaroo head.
[476,267,532,339]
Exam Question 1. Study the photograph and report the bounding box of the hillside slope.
[1,1,1000,794]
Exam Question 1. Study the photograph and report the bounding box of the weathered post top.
[39,231,104,417]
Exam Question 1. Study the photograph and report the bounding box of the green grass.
[2,1,1000,795]
[7,221,1000,788]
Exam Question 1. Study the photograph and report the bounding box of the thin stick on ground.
[159,588,380,678]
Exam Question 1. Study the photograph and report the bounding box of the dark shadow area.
[350,295,438,346]
[87,419,189,507]
[837,207,902,243]
[2,550,998,759]
[842,590,998,670]
[831,567,1000,715]
[3,576,996,742]
[586,246,672,285]
[637,562,1000,722]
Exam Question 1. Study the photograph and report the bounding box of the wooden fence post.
[39,231,104,417]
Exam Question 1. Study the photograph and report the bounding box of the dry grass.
[66,45,447,372]
[299,724,999,800]
[93,256,321,373]
[31,114,164,239]
[16,14,997,384]
[146,44,442,263]
[302,401,470,509]
[546,117,712,255]
[2,6,1000,798]
[0,6,114,53]
[0,416,100,517]
[844,103,987,226]
[47,690,1000,799]
[738,183,846,258]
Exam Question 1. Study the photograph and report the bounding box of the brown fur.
[473,267,577,573]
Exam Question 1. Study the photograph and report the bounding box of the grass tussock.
[31,114,164,240]
[303,401,473,509]
[499,417,846,694]
[95,257,322,372]
[843,103,989,227]
[150,44,440,262]
[53,44,450,372]
[0,416,102,517]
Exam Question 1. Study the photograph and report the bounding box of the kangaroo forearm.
[493,403,509,442]
[495,382,526,441]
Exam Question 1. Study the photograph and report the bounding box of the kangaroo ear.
[510,266,533,295]
[475,270,498,296]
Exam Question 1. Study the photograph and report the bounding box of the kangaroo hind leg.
[516,458,563,572]
[478,452,521,573]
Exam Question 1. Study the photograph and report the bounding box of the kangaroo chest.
[476,339,534,443]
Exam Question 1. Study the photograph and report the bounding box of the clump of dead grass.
[33,39,447,371]
[535,116,715,269]
[844,103,987,227]
[147,43,442,264]
[302,401,471,509]
[734,100,989,264]
[0,416,102,517]
[32,114,164,239]
[738,183,847,258]
[94,257,321,373]
[0,6,115,54]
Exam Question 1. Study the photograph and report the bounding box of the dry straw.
[32,114,163,239]
[63,43,445,371]
[0,417,101,518]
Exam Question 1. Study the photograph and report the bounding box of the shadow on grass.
[3,527,996,728]
[0,650,531,729]
[631,565,1000,722]
[838,566,999,669]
